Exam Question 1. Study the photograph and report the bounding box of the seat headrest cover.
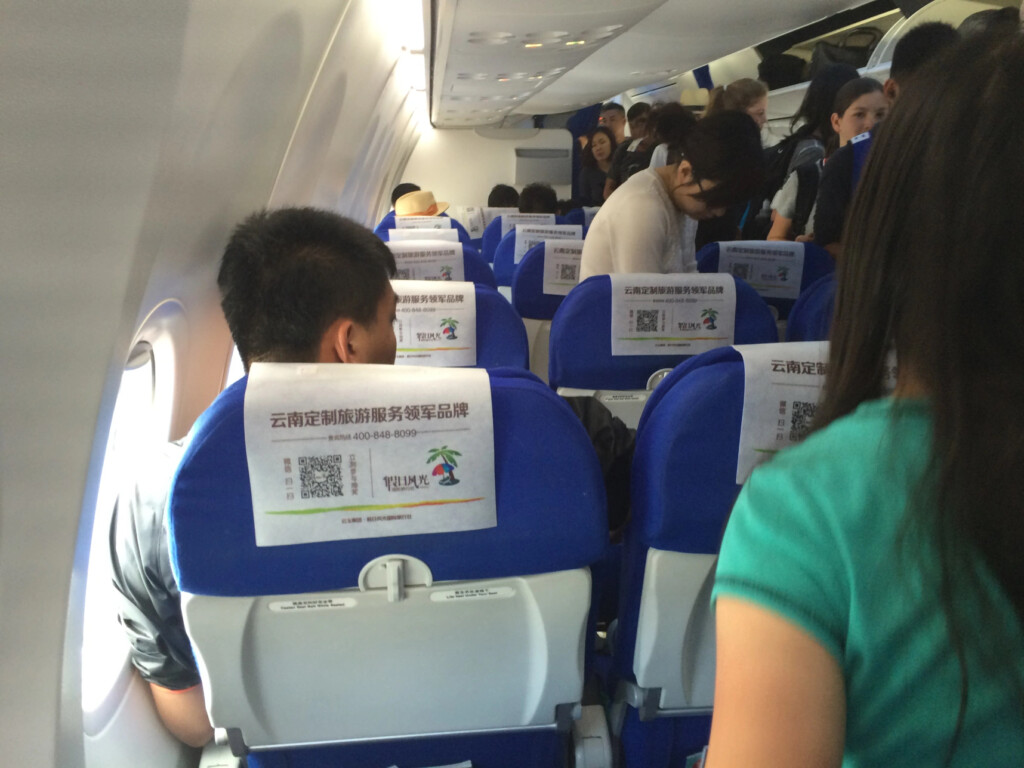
[548,274,777,390]
[393,280,478,367]
[697,240,835,321]
[169,368,607,596]
[387,240,466,282]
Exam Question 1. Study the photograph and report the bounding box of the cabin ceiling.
[430,0,878,127]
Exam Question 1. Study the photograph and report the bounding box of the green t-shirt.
[714,398,1023,766]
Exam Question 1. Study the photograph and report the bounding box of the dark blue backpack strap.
[850,130,873,193]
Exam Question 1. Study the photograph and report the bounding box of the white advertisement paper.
[735,342,828,484]
[387,241,465,282]
[394,216,452,230]
[482,207,518,229]
[392,280,477,367]
[244,364,496,547]
[609,274,736,356]
[541,240,584,296]
[513,224,582,264]
[718,241,805,300]
[499,212,555,238]
[450,206,484,239]
[583,206,600,227]
[389,228,459,243]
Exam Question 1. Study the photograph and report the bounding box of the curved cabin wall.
[0,2,423,765]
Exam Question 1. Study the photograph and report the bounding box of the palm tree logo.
[701,307,719,330]
[439,265,454,280]
[440,317,459,340]
[427,445,462,486]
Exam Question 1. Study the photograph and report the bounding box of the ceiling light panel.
[431,0,668,127]
[519,0,873,115]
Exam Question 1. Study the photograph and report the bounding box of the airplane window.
[81,342,164,726]
[225,345,246,387]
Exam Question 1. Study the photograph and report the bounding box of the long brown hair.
[816,33,1024,761]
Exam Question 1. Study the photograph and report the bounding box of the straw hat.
[395,190,450,217]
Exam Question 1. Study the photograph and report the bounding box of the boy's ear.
[318,318,357,364]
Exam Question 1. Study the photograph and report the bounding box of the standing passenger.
[707,34,1024,768]
[741,63,858,239]
[767,78,887,241]
[603,102,654,199]
[598,101,627,145]
[578,126,617,207]
[813,22,958,256]
[579,110,764,279]
[704,78,769,129]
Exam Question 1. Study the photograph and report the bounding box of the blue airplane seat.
[785,273,836,341]
[492,230,518,287]
[168,367,611,768]
[548,275,777,392]
[474,284,530,369]
[374,209,399,231]
[512,244,568,321]
[696,240,834,320]
[462,244,498,289]
[611,346,748,767]
[373,213,471,244]
[563,208,586,226]
[481,217,505,263]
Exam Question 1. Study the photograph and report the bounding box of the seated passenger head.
[886,22,958,101]
[218,207,398,370]
[705,78,769,128]
[582,126,617,167]
[829,77,887,151]
[626,101,652,139]
[394,189,449,216]
[390,182,420,208]
[958,7,1019,40]
[791,62,859,141]
[518,182,558,214]
[599,101,627,141]
[487,183,519,208]
[662,109,765,218]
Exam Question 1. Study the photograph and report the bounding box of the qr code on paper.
[789,401,817,442]
[394,268,411,279]
[299,455,345,499]
[730,262,751,280]
[558,263,579,281]
[636,309,660,333]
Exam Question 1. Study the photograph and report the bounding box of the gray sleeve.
[109,442,200,691]
[771,171,801,219]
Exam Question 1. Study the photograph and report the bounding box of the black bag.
[757,53,808,90]
[808,27,882,78]
[791,160,821,237]
[741,134,803,240]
